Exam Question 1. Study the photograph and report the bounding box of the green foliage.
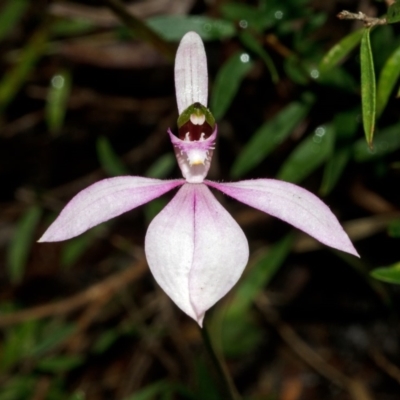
[45,70,72,135]
[371,263,400,284]
[231,100,312,178]
[386,1,400,24]
[146,16,235,41]
[320,29,363,72]
[210,52,254,120]
[0,23,49,112]
[277,124,335,183]
[0,0,29,40]
[376,44,400,117]
[97,136,129,176]
[7,205,42,284]
[360,28,376,147]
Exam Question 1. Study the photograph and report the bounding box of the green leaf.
[0,23,49,112]
[387,1,400,24]
[146,15,235,42]
[360,28,376,147]
[0,0,29,41]
[231,101,311,178]
[277,124,335,183]
[226,235,294,319]
[29,323,76,357]
[96,136,129,176]
[123,381,171,400]
[353,121,400,162]
[239,31,279,82]
[388,219,400,238]
[319,29,363,72]
[7,205,42,284]
[371,263,400,284]
[376,44,400,117]
[145,153,175,178]
[320,148,350,195]
[210,52,254,120]
[0,320,39,371]
[220,2,273,31]
[52,18,96,37]
[45,70,72,135]
[0,377,36,400]
[37,355,84,373]
[61,227,104,268]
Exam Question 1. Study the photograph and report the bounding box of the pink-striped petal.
[207,179,359,257]
[39,177,184,242]
[145,183,249,326]
[175,31,208,114]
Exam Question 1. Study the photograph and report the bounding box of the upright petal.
[145,183,249,326]
[207,179,359,257]
[39,177,184,242]
[175,31,208,114]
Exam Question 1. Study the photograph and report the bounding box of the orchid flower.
[39,32,359,326]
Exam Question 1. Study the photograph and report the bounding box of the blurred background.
[1,0,400,399]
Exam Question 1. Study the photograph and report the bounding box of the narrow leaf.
[277,125,335,183]
[360,28,376,146]
[239,31,278,82]
[387,2,400,24]
[371,263,400,284]
[37,355,84,373]
[210,52,254,120]
[45,70,72,135]
[7,206,42,284]
[353,121,400,162]
[320,148,350,195]
[0,23,49,112]
[96,136,129,176]
[226,234,294,319]
[376,44,400,117]
[0,0,29,40]
[220,2,273,32]
[145,153,175,178]
[146,15,235,42]
[319,29,363,72]
[231,101,311,178]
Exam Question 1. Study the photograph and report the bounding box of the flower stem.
[200,321,241,400]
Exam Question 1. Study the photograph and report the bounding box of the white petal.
[207,179,359,257]
[39,177,184,242]
[145,183,249,326]
[175,31,208,114]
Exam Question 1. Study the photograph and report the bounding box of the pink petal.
[175,31,208,114]
[145,183,249,326]
[39,177,184,242]
[207,179,359,257]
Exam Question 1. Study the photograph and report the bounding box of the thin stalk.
[200,321,241,400]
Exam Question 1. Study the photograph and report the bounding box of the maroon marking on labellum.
[178,120,213,141]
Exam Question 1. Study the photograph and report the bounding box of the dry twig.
[0,259,147,327]
[255,293,374,400]
[337,11,387,27]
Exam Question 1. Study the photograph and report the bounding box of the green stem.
[200,321,241,400]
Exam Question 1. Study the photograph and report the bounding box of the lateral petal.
[175,31,208,114]
[145,183,249,326]
[207,179,359,257]
[39,177,184,242]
